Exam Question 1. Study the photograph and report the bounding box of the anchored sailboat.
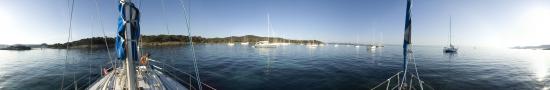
[306,40,318,48]
[228,35,235,46]
[355,35,361,48]
[254,13,277,48]
[376,32,384,48]
[368,30,377,50]
[241,36,249,45]
[370,0,433,90]
[444,17,458,53]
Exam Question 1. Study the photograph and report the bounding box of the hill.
[512,45,550,50]
[48,35,322,48]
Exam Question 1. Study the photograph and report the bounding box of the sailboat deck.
[87,66,188,90]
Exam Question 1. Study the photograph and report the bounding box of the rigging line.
[111,0,119,69]
[61,0,75,89]
[449,16,452,45]
[410,51,424,90]
[139,0,143,9]
[161,0,171,34]
[400,48,410,89]
[89,15,94,87]
[139,0,144,56]
[410,50,420,79]
[267,13,270,42]
[159,0,169,68]
[160,0,177,65]
[93,0,115,69]
[176,0,203,90]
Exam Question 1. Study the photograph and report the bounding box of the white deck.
[87,66,188,90]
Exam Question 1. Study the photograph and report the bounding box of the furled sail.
[402,0,412,71]
[401,0,413,87]
[116,1,141,60]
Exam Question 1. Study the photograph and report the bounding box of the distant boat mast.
[267,13,271,42]
[449,16,452,46]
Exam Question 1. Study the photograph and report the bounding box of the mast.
[355,35,358,45]
[449,16,452,46]
[267,13,271,42]
[372,29,375,45]
[401,0,413,88]
[117,0,139,89]
[380,32,383,46]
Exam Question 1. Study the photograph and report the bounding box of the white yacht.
[444,17,458,53]
[241,36,249,45]
[241,42,249,45]
[254,13,277,48]
[254,41,276,48]
[227,35,235,46]
[368,45,376,50]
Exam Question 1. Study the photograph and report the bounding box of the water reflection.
[307,46,318,56]
[444,52,457,59]
[529,53,548,82]
[372,47,383,65]
[2,45,550,90]
[256,48,273,76]
[256,48,272,56]
[514,49,549,89]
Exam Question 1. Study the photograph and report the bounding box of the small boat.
[227,43,235,46]
[376,32,384,47]
[444,17,458,53]
[241,42,249,45]
[368,45,376,50]
[254,41,276,48]
[444,45,457,53]
[241,35,249,45]
[306,40,318,48]
[307,44,318,48]
[354,35,361,48]
[228,34,235,46]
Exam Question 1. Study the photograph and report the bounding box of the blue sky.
[1,0,550,47]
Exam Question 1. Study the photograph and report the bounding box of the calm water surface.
[0,44,549,90]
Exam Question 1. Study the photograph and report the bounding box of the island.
[47,35,323,49]
[0,45,32,50]
[512,45,550,50]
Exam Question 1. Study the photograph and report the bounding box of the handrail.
[370,71,403,90]
[370,71,434,90]
[407,73,435,90]
[62,73,102,90]
[155,68,198,90]
[61,60,119,90]
[149,59,217,90]
[63,58,216,90]
[151,60,216,90]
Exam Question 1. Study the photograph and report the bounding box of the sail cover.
[403,0,412,64]
[116,2,141,60]
[403,0,412,47]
